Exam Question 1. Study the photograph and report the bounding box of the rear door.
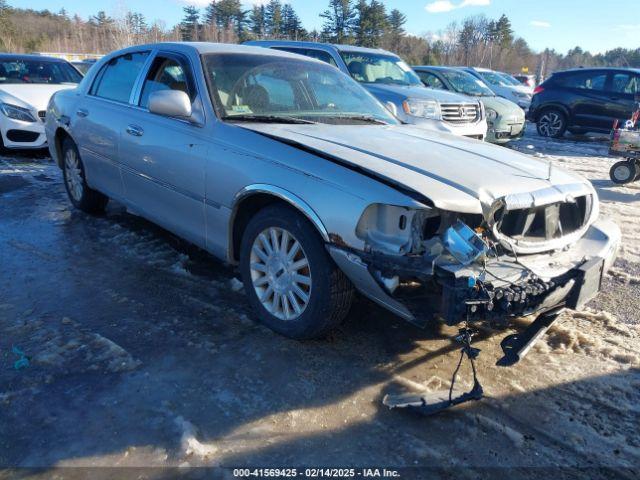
[554,70,610,129]
[73,51,150,200]
[118,51,207,248]
[605,71,640,125]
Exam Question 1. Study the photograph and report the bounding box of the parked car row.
[41,42,619,345]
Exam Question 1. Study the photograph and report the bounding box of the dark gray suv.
[528,67,640,137]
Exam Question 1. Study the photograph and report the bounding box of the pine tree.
[387,8,406,45]
[494,14,513,49]
[91,11,114,27]
[265,0,283,38]
[320,0,356,44]
[181,5,200,41]
[281,4,306,40]
[354,0,387,48]
[249,5,266,38]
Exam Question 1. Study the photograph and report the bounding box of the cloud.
[530,20,551,28]
[425,0,490,14]
[176,0,211,7]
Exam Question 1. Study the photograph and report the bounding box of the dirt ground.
[0,126,638,479]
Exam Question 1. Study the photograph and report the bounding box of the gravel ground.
[0,128,638,479]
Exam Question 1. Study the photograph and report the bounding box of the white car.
[461,67,532,110]
[0,54,81,151]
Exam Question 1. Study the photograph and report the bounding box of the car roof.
[245,40,397,57]
[0,53,68,63]
[103,41,326,62]
[413,65,455,72]
[555,66,640,75]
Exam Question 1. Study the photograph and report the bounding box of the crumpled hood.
[242,123,594,215]
[0,84,76,111]
[364,83,477,104]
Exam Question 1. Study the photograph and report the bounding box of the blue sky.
[10,0,640,54]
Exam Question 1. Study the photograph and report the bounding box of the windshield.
[0,59,82,84]
[497,72,522,86]
[203,53,399,125]
[478,70,514,87]
[441,69,494,96]
[340,51,422,87]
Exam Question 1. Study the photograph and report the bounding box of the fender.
[228,184,330,262]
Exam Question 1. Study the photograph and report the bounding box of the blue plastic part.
[442,220,488,265]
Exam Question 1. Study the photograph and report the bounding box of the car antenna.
[547,158,553,181]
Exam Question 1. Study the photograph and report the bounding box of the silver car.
[45,43,620,343]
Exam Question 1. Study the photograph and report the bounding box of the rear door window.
[556,71,607,91]
[90,52,149,103]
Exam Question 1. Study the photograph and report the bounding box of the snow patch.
[175,416,218,460]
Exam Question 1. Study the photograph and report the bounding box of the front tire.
[536,108,567,138]
[239,204,354,339]
[61,137,108,213]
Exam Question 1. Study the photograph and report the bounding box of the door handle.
[76,108,89,118]
[126,124,144,137]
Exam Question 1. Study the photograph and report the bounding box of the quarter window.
[610,73,640,95]
[556,71,607,91]
[139,56,194,108]
[90,52,149,103]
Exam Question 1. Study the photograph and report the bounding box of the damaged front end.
[330,185,620,415]
[329,183,620,334]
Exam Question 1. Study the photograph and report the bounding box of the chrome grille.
[38,111,46,122]
[440,103,480,124]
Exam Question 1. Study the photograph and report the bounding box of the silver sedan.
[45,43,619,341]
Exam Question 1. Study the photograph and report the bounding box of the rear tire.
[61,137,108,213]
[536,108,567,138]
[239,204,354,339]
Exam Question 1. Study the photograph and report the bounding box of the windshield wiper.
[333,115,389,125]
[222,114,316,124]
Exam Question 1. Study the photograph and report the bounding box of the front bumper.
[407,116,487,140]
[486,121,526,143]
[329,218,620,326]
[1,117,47,149]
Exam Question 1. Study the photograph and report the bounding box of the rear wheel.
[610,160,638,184]
[536,108,567,138]
[61,137,108,213]
[239,204,354,339]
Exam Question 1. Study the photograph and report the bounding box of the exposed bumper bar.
[329,218,620,325]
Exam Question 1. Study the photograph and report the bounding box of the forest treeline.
[0,0,638,76]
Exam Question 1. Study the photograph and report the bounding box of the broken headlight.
[356,204,440,255]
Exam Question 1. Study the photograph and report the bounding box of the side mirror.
[385,101,398,117]
[148,90,192,118]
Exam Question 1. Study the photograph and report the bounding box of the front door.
[119,53,207,248]
[605,71,640,126]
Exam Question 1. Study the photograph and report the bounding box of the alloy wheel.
[249,227,312,321]
[538,111,564,137]
[64,148,84,202]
